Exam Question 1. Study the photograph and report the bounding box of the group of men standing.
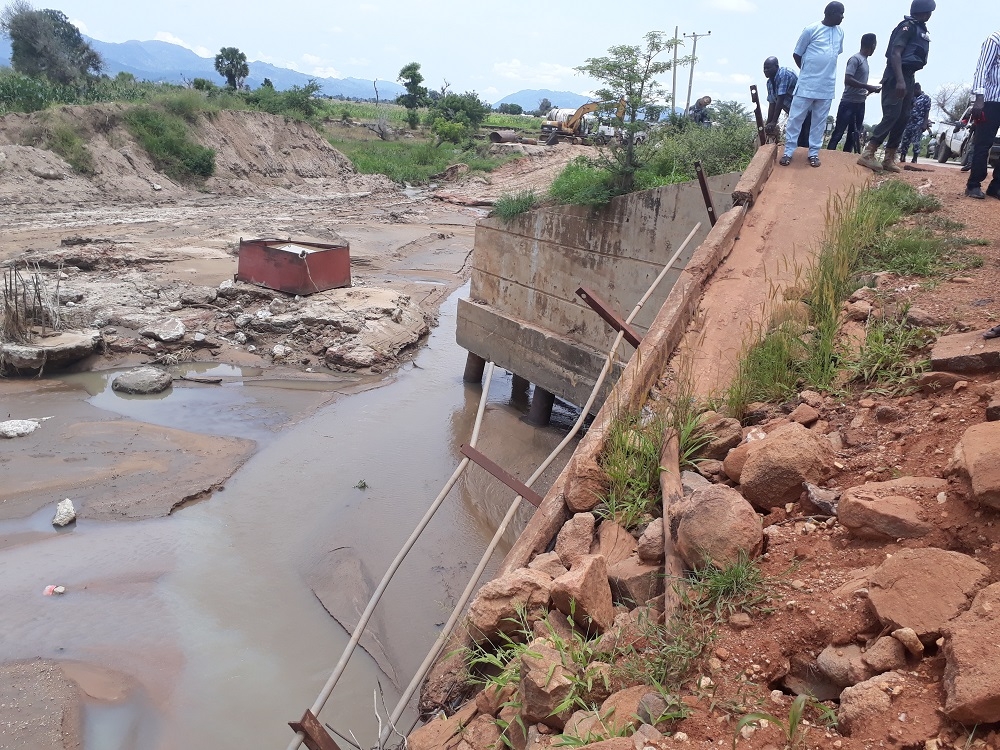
[759,0,999,200]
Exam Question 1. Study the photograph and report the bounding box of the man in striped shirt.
[966,30,1000,200]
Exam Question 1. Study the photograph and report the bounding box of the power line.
[683,30,711,113]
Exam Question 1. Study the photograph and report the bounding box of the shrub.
[123,105,215,182]
[646,119,758,181]
[431,117,468,144]
[492,190,537,220]
[48,121,94,174]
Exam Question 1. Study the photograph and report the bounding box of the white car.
[933,107,974,163]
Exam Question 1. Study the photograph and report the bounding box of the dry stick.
[659,433,688,617]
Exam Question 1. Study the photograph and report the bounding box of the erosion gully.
[0,285,577,749]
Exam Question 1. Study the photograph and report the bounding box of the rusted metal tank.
[236,238,351,295]
[489,130,519,143]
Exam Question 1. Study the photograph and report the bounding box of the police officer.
[857,0,934,173]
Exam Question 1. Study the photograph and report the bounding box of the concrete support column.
[463,352,487,384]
[526,387,555,427]
[510,374,530,406]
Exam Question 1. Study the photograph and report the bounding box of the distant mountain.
[495,89,591,112]
[0,36,404,100]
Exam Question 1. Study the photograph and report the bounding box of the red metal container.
[236,238,351,296]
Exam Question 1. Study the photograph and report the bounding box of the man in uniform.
[858,0,935,173]
[899,82,932,163]
[763,57,811,148]
[828,33,881,153]
[965,29,1000,200]
[780,2,846,168]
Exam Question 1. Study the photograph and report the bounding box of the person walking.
[899,82,932,162]
[780,2,846,168]
[763,57,811,147]
[858,0,935,173]
[965,30,1000,199]
[828,34,881,153]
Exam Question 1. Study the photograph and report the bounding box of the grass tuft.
[847,313,933,390]
[493,190,537,220]
[596,409,665,530]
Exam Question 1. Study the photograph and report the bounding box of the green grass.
[492,190,537,220]
[123,105,215,182]
[847,313,933,390]
[45,122,94,174]
[596,410,665,530]
[724,180,962,419]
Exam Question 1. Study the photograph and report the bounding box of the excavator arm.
[561,97,627,135]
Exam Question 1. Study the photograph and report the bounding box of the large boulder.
[607,557,663,606]
[468,568,552,643]
[738,422,837,509]
[675,486,763,569]
[550,555,614,633]
[943,582,1000,723]
[837,477,942,540]
[556,513,596,568]
[868,548,989,642]
[519,640,575,729]
[949,423,1000,509]
[692,411,743,461]
[111,366,173,395]
[596,521,636,567]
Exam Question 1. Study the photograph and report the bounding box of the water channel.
[0,285,578,749]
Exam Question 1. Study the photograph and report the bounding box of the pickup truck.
[933,107,1000,167]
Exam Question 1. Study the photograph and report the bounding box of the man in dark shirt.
[688,96,713,127]
[828,34,880,153]
[858,0,935,173]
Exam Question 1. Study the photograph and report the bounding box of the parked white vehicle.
[933,107,974,163]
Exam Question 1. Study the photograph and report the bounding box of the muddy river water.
[0,286,576,749]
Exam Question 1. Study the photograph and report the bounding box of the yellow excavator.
[541,97,626,145]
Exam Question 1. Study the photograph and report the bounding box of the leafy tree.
[576,31,685,192]
[933,83,972,122]
[711,100,752,128]
[1,1,102,84]
[261,77,273,89]
[428,90,490,139]
[214,46,249,90]
[496,102,523,115]
[396,61,427,112]
[535,97,552,116]
[192,77,215,91]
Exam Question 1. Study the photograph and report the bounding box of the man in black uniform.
[857,0,934,173]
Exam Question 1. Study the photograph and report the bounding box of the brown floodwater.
[0,285,577,749]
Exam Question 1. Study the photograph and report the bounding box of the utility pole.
[671,26,679,117]
[683,30,711,113]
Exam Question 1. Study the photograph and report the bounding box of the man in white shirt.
[966,30,1000,200]
[780,2,846,168]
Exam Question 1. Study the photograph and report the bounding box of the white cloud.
[312,66,343,79]
[358,3,379,11]
[302,53,322,66]
[154,32,212,58]
[729,73,753,84]
[492,59,577,87]
[70,17,88,34]
[329,25,344,34]
[716,57,729,66]
[348,57,369,66]
[707,0,757,11]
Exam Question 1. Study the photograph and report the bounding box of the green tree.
[496,102,523,115]
[428,90,490,143]
[576,31,684,191]
[214,46,249,90]
[261,77,274,89]
[396,61,428,129]
[1,1,102,84]
[535,97,552,116]
[711,100,751,128]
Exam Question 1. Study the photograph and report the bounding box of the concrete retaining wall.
[456,172,740,410]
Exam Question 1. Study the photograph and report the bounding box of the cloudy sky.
[56,0,989,111]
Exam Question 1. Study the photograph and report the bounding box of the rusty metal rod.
[286,363,496,750]
[381,222,703,741]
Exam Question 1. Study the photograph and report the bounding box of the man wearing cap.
[858,0,935,173]
[965,29,1000,200]
[828,33,881,153]
[780,2,846,168]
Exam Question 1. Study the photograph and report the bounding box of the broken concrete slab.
[0,330,100,372]
[931,332,1000,373]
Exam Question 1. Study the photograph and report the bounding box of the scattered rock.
[528,552,568,580]
[556,513,596,568]
[139,318,186,342]
[52,498,76,527]
[739,423,837,510]
[729,612,752,630]
[1,330,101,371]
[637,693,670,725]
[600,686,651,734]
[817,644,875,688]
[675,486,763,569]
[636,522,664,564]
[803,483,840,515]
[597,521,637,567]
[607,557,664,606]
[949,423,1000,509]
[905,307,944,327]
[692,411,743,460]
[915,371,965,394]
[943,582,1000,723]
[838,672,903,736]
[272,344,292,359]
[681,471,711,496]
[930,332,1000,373]
[868,548,990,641]
[838,492,932,540]
[987,400,1000,422]
[468,568,553,643]
[862,637,908,674]
[845,300,873,321]
[475,683,516,716]
[550,555,614,633]
[874,405,903,424]
[0,419,41,438]
[462,714,503,750]
[798,390,825,409]
[789,403,820,426]
[519,641,574,729]
[179,286,218,305]
[111,366,173,395]
[408,702,477,750]
[891,628,925,657]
